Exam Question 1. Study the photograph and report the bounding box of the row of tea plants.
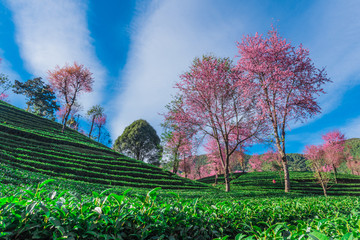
[1,179,360,239]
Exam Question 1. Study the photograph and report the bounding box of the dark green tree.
[13,78,59,119]
[113,119,162,166]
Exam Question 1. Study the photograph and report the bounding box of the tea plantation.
[0,100,209,190]
[1,100,360,239]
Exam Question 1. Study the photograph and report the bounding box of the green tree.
[12,78,59,119]
[113,119,162,166]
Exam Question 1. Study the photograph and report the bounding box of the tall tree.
[236,27,330,192]
[167,55,264,192]
[12,78,59,119]
[113,119,162,166]
[86,105,104,138]
[48,62,94,132]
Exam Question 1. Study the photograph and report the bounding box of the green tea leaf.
[309,230,329,240]
[39,179,55,188]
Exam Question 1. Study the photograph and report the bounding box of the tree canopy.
[113,119,162,166]
[12,78,59,119]
[236,27,330,192]
[48,62,93,132]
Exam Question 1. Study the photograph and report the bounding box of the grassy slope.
[0,100,209,190]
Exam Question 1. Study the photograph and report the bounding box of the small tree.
[249,154,263,172]
[161,95,197,174]
[94,114,106,142]
[12,78,59,119]
[0,58,11,101]
[48,62,94,132]
[162,131,193,174]
[304,144,332,197]
[86,105,104,138]
[113,119,162,166]
[232,150,247,173]
[236,27,331,192]
[322,130,346,183]
[0,74,11,101]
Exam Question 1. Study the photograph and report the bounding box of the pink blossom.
[0,93,8,101]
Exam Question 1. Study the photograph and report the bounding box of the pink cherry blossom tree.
[322,130,346,183]
[205,138,226,185]
[236,27,331,192]
[0,59,11,102]
[0,93,8,101]
[261,150,283,171]
[168,55,265,192]
[162,96,198,175]
[94,114,106,142]
[347,158,360,175]
[304,144,332,197]
[249,154,263,172]
[48,62,94,133]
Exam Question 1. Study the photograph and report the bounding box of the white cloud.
[278,0,360,133]
[300,0,360,114]
[7,0,106,110]
[341,116,360,140]
[110,0,263,138]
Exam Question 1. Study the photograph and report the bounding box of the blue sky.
[0,0,359,154]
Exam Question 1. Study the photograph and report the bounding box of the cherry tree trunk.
[281,154,290,193]
[62,110,71,133]
[88,116,95,137]
[333,164,338,184]
[224,164,230,192]
[317,171,328,197]
[172,152,179,174]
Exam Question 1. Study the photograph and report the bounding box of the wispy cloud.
[7,0,106,110]
[110,0,263,138]
[341,116,360,140]
[300,0,360,114]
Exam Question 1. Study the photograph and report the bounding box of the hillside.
[346,138,360,157]
[0,100,209,190]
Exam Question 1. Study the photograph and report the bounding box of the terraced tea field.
[0,100,208,190]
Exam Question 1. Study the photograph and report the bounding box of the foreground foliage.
[1,180,360,240]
